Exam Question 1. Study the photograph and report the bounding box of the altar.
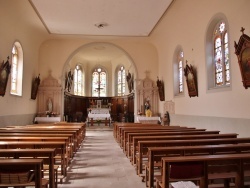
[136,116,161,124]
[34,116,61,124]
[87,109,111,126]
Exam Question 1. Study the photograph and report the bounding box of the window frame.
[10,41,23,96]
[173,48,185,97]
[73,64,84,96]
[92,67,107,97]
[116,65,126,96]
[205,15,231,92]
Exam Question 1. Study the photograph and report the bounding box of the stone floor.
[58,126,146,188]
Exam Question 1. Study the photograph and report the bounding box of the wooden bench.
[121,128,211,149]
[124,130,219,156]
[0,148,56,188]
[117,126,197,144]
[136,137,250,185]
[116,124,165,142]
[0,141,67,177]
[159,153,250,188]
[0,128,82,154]
[0,159,46,188]
[132,133,238,166]
[113,122,142,138]
[147,143,250,188]
[0,133,75,159]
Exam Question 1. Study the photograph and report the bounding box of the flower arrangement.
[137,110,142,116]
[45,111,55,117]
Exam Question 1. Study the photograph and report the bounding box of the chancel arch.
[62,42,139,122]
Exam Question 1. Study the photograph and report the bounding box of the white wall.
[150,0,250,136]
[0,0,48,126]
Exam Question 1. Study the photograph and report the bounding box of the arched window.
[92,67,106,97]
[11,41,23,96]
[117,66,126,96]
[74,65,83,96]
[173,49,184,96]
[206,15,231,91]
[178,51,184,93]
[213,21,230,86]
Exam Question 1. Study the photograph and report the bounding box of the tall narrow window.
[74,65,83,96]
[117,66,126,96]
[10,42,23,96]
[213,21,230,86]
[178,51,184,93]
[92,67,106,97]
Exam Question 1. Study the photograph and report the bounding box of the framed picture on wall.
[184,61,198,97]
[0,57,11,97]
[31,74,40,100]
[234,27,250,89]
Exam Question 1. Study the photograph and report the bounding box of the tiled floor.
[58,127,146,188]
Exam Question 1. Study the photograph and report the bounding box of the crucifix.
[95,68,103,97]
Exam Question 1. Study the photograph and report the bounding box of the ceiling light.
[95,22,108,29]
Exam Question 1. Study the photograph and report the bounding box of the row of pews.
[113,122,250,188]
[0,122,86,188]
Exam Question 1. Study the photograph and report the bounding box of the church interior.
[0,0,250,187]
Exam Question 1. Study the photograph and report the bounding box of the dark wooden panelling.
[64,92,134,122]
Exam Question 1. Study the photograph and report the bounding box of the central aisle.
[59,129,146,188]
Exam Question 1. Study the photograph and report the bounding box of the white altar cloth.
[88,108,109,114]
[34,117,61,124]
[136,116,161,124]
[88,113,110,120]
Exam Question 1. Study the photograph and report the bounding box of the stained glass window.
[11,46,18,94]
[117,66,126,96]
[178,51,184,93]
[10,42,23,96]
[74,65,83,96]
[213,21,230,86]
[92,67,106,97]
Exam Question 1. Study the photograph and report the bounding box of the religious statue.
[144,98,150,114]
[65,69,74,92]
[31,74,40,100]
[126,71,134,93]
[157,77,165,101]
[47,98,53,112]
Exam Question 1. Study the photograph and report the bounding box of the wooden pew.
[115,124,164,142]
[0,133,74,158]
[159,153,250,188]
[117,126,197,144]
[121,128,210,149]
[113,122,142,138]
[147,143,250,188]
[0,128,82,153]
[0,159,46,188]
[136,137,250,183]
[124,130,219,155]
[132,133,238,166]
[0,148,56,188]
[0,141,67,177]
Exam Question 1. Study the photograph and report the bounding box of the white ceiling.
[29,0,174,37]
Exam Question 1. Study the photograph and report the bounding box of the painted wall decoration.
[234,27,250,89]
[0,56,11,97]
[184,61,198,97]
[31,74,40,100]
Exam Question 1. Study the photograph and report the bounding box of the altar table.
[136,116,161,124]
[87,113,111,126]
[34,117,61,124]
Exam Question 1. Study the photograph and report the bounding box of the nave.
[58,128,145,188]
